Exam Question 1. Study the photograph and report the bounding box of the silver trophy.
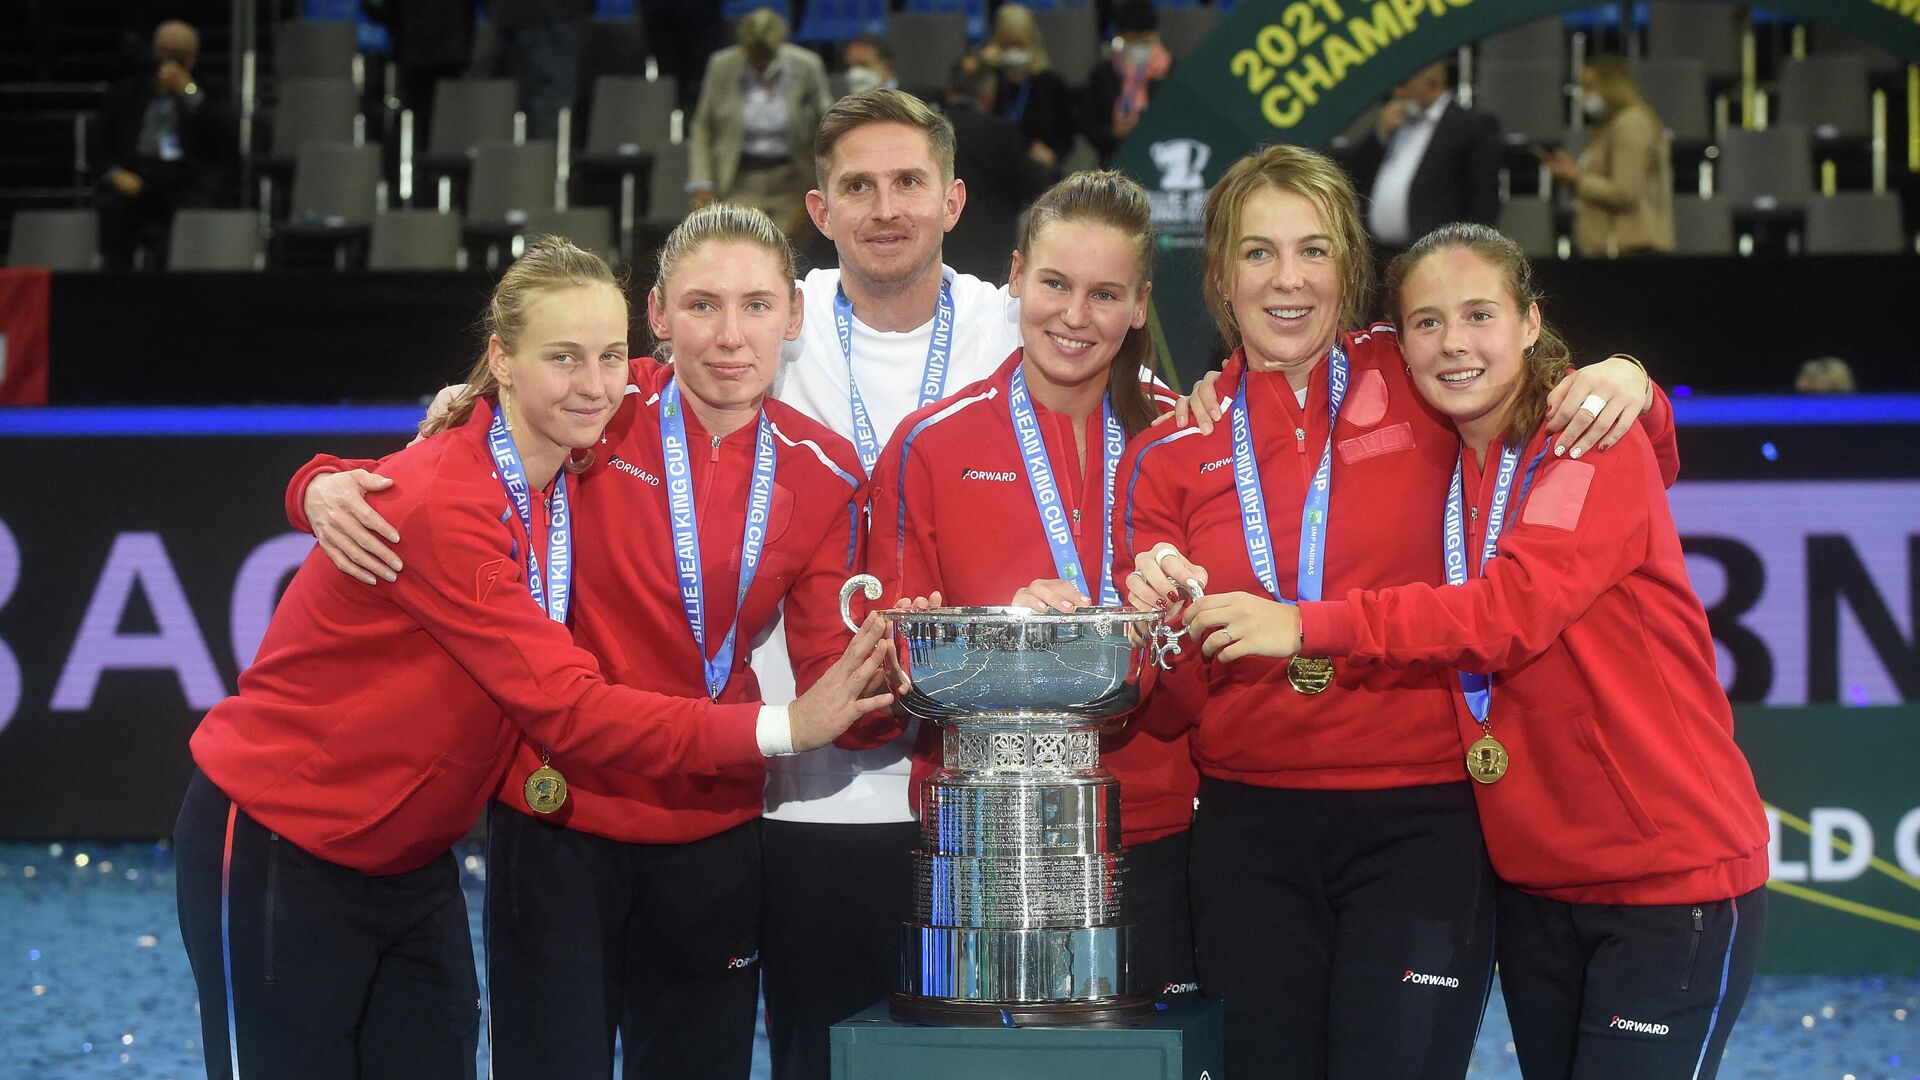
[840,575,1182,1024]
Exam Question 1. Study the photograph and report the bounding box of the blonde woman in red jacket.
[862,170,1203,998]
[1180,222,1768,1080]
[175,235,895,1080]
[1115,144,1671,1080]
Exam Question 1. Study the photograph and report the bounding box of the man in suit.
[941,57,1051,282]
[92,19,233,269]
[1338,62,1502,250]
[687,8,833,239]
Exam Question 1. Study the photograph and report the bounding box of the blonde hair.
[1384,223,1573,445]
[1587,55,1657,127]
[991,4,1052,72]
[650,202,797,359]
[1201,144,1372,351]
[424,236,625,453]
[814,87,957,187]
[736,8,787,54]
[1015,170,1160,438]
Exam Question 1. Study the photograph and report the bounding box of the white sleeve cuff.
[756,704,794,757]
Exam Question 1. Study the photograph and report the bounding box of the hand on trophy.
[1183,592,1304,662]
[788,614,902,752]
[1011,578,1091,613]
[1127,543,1210,623]
[892,591,943,612]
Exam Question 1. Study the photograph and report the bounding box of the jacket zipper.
[263,832,280,983]
[1680,906,1704,991]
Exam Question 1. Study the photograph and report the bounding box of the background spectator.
[362,0,478,147]
[1337,61,1501,250]
[981,4,1076,174]
[1549,56,1675,257]
[92,19,233,269]
[942,57,1052,282]
[1088,0,1173,166]
[493,0,593,141]
[844,34,897,96]
[1795,356,1857,393]
[687,8,832,238]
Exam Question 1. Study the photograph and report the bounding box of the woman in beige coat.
[687,8,832,238]
[1548,56,1674,256]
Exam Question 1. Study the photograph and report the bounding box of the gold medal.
[1286,656,1335,695]
[1466,735,1509,784]
[524,764,568,814]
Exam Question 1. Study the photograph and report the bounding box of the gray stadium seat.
[1031,5,1099,89]
[1499,197,1558,258]
[271,77,359,161]
[1717,125,1813,208]
[646,142,691,223]
[1777,56,1871,141]
[1474,60,1566,144]
[1157,5,1219,63]
[467,141,558,227]
[427,78,520,161]
[1671,195,1733,255]
[276,19,359,80]
[885,12,968,98]
[7,209,98,270]
[1810,26,1905,76]
[1804,193,1904,255]
[168,210,263,271]
[1478,16,1566,69]
[585,76,677,158]
[1631,58,1710,144]
[522,207,618,263]
[1646,2,1741,81]
[580,16,651,88]
[288,142,383,228]
[368,210,464,270]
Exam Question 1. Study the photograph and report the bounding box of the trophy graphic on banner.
[840,575,1182,1024]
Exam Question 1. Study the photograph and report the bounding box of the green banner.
[1736,705,1920,974]
[1113,0,1920,383]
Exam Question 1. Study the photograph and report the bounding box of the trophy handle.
[839,574,883,633]
[1151,620,1183,670]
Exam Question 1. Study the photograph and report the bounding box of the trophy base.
[887,992,1156,1026]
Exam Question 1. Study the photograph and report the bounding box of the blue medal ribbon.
[836,280,955,475]
[1008,364,1124,607]
[1444,442,1550,725]
[660,377,778,699]
[1228,344,1349,605]
[487,407,570,623]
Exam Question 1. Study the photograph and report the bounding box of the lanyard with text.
[1229,344,1347,605]
[660,377,778,699]
[487,408,571,624]
[836,280,954,475]
[1444,441,1548,782]
[1008,364,1124,606]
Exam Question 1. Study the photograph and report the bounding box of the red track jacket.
[1301,421,1768,905]
[1114,327,1676,792]
[863,350,1199,845]
[285,359,868,847]
[196,402,765,875]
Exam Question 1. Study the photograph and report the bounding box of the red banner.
[0,267,51,405]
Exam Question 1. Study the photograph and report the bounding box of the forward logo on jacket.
[1199,456,1232,475]
[1608,1015,1671,1035]
[475,558,506,604]
[959,467,1017,482]
[607,455,662,487]
[1401,969,1460,988]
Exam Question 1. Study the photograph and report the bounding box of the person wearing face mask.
[176,236,898,1080]
[1335,60,1502,251]
[842,34,897,97]
[1548,56,1675,257]
[1088,0,1175,166]
[1196,222,1767,1080]
[942,57,1053,281]
[688,8,833,238]
[981,3,1078,172]
[860,171,1203,1001]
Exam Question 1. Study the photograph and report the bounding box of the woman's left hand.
[1543,355,1652,459]
[1183,591,1303,662]
[1546,149,1580,183]
[1011,578,1091,613]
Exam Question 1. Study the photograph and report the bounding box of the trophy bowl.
[838,574,1183,1023]
[838,575,1180,724]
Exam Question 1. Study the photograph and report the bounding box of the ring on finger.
[1578,393,1608,418]
[1153,546,1183,573]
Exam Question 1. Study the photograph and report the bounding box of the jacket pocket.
[323,757,446,845]
[262,832,280,984]
[1679,905,1705,991]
